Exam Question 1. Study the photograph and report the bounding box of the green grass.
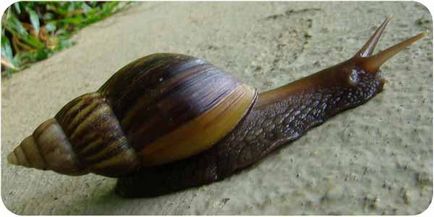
[1,1,130,77]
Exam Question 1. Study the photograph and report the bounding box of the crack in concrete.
[264,8,322,21]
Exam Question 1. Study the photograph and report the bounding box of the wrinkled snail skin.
[8,18,425,197]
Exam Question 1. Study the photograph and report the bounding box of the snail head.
[344,17,423,89]
[353,17,425,86]
[325,17,426,94]
[301,17,426,113]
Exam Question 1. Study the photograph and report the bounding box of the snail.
[7,18,425,198]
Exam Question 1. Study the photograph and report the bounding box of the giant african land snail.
[8,18,425,197]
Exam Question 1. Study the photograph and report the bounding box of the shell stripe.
[69,103,109,140]
[66,98,101,136]
[62,97,90,133]
[54,93,140,175]
[100,54,207,119]
[119,63,214,131]
[76,114,129,160]
[56,93,98,134]
[54,95,84,124]
[124,68,229,133]
[139,84,257,166]
[73,129,99,151]
[71,106,130,165]
[87,146,138,174]
[124,67,242,152]
[99,54,169,94]
[82,137,125,162]
[76,137,103,156]
[82,137,130,164]
[32,119,85,174]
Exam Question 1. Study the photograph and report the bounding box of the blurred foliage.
[1,1,129,77]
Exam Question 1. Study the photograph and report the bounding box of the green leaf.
[2,1,130,76]
[81,2,92,13]
[26,8,40,34]
[6,14,29,38]
[45,22,57,32]
[23,35,45,49]
[13,2,21,14]
[1,34,14,60]
[34,48,50,60]
[60,15,84,26]
[43,12,55,21]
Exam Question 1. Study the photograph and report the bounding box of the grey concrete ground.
[1,1,432,215]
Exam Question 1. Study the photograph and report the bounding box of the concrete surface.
[1,1,432,215]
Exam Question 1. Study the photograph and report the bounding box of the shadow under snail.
[8,18,425,198]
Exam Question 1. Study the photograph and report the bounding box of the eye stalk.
[354,17,426,74]
[356,16,392,58]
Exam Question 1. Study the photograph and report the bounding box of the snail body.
[8,18,424,197]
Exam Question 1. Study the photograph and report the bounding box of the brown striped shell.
[7,53,257,177]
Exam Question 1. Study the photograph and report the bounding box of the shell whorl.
[7,119,84,175]
[8,93,140,177]
[8,53,257,176]
[54,92,140,176]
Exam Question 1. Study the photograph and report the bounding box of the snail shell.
[8,53,257,177]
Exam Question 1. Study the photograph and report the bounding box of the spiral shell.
[8,53,257,177]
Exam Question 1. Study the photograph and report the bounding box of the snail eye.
[348,69,360,85]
